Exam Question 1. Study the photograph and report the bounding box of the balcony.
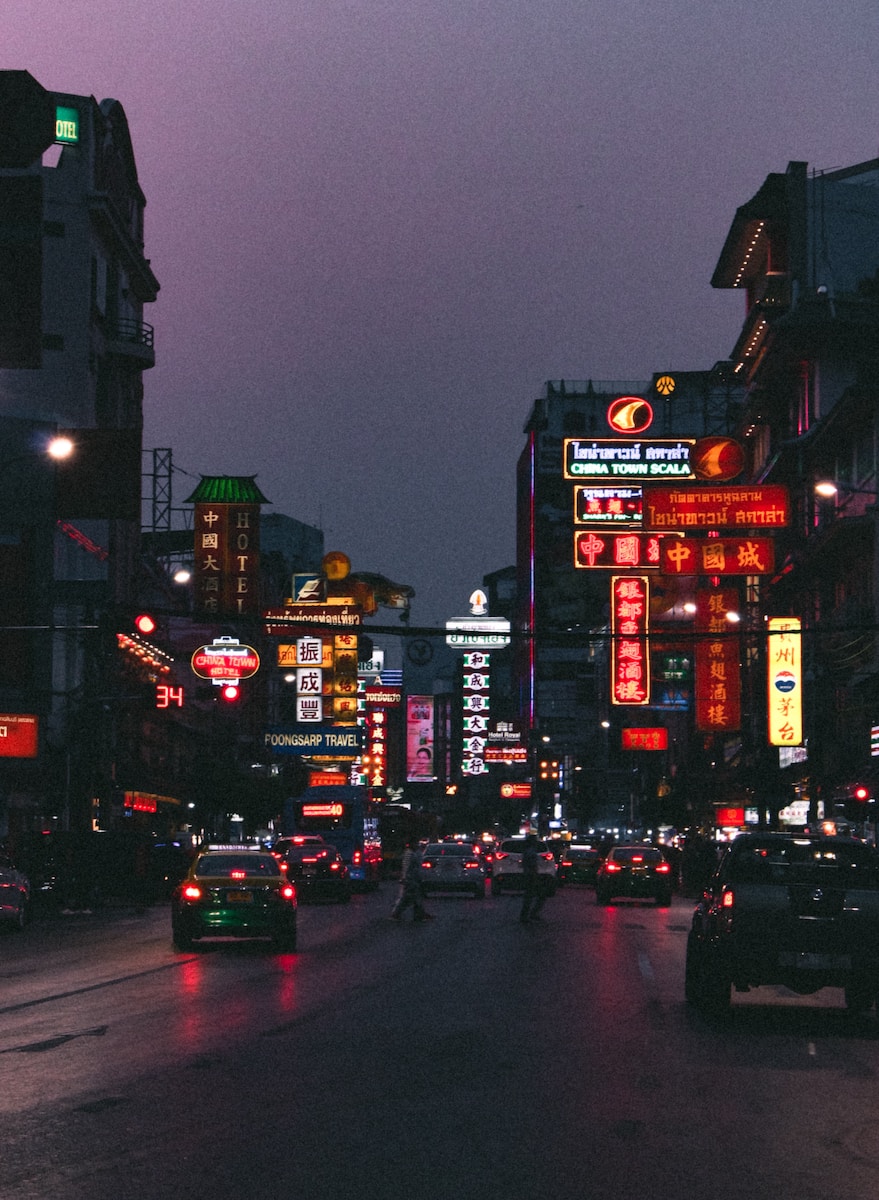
[106,318,155,368]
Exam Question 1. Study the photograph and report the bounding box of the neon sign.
[610,576,650,706]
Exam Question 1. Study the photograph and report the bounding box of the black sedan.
[559,844,601,886]
[595,844,673,907]
[275,838,351,903]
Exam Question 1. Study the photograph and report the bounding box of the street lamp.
[814,480,877,499]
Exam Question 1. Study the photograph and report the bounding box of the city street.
[3,884,879,1200]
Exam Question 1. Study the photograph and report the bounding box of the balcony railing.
[113,318,154,348]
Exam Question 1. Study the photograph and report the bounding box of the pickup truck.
[685,831,879,1017]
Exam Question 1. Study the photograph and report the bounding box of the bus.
[282,786,381,890]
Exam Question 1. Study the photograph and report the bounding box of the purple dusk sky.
[5,1,878,624]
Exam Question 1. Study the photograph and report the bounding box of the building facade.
[0,72,159,836]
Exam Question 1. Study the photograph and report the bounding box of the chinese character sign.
[610,576,650,706]
[461,651,490,775]
[694,589,741,732]
[661,537,776,576]
[767,617,803,746]
[193,501,261,617]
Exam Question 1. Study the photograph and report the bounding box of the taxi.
[171,846,298,951]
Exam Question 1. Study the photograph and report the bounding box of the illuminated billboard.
[767,617,803,746]
[660,537,775,576]
[406,695,436,781]
[574,485,643,526]
[564,439,695,481]
[645,485,790,530]
[694,589,741,732]
[610,576,650,706]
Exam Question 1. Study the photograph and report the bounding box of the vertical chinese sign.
[694,588,741,732]
[461,651,490,775]
[767,617,803,746]
[610,576,650,705]
[187,476,268,617]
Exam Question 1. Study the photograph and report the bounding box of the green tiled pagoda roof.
[185,476,271,504]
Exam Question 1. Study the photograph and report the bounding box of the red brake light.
[330,862,341,872]
[721,887,735,909]
[281,884,296,901]
[278,861,289,872]
[632,854,644,863]
[230,869,247,879]
[464,859,479,869]
[656,862,671,874]
[352,849,362,865]
[605,861,622,872]
[182,884,202,900]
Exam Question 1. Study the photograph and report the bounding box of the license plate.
[778,951,851,969]
[226,890,253,903]
[303,866,317,875]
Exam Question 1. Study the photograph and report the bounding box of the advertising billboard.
[406,695,436,781]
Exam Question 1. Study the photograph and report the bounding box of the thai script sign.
[0,713,38,758]
[264,604,362,633]
[564,438,695,480]
[645,485,789,529]
[574,485,644,525]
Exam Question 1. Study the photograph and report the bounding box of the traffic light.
[854,785,870,803]
[134,612,157,635]
[220,682,240,702]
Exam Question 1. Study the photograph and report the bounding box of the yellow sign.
[767,617,803,746]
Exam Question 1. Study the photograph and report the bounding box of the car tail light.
[281,884,296,902]
[540,852,554,862]
[632,854,644,863]
[278,860,289,871]
[182,884,202,901]
[605,861,622,872]
[230,869,247,880]
[561,858,572,868]
[494,851,508,860]
[721,887,735,909]
[464,860,480,870]
[330,862,341,872]
[422,861,434,869]
[656,862,671,874]
[352,849,363,866]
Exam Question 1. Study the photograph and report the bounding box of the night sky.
[6,1,878,625]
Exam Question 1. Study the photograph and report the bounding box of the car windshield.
[570,848,598,860]
[425,844,472,856]
[501,839,550,853]
[612,847,663,864]
[195,854,281,878]
[727,838,879,886]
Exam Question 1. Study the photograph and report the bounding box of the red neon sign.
[694,588,741,732]
[610,576,650,706]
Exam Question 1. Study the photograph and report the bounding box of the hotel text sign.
[564,439,696,480]
[645,486,789,529]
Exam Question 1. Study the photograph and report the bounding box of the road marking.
[808,1041,817,1057]
[637,951,655,981]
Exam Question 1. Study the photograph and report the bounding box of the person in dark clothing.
[390,839,433,921]
[519,833,547,923]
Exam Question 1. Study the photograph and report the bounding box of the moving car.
[686,832,879,1016]
[595,844,673,906]
[559,844,601,886]
[171,847,298,951]
[0,851,30,930]
[491,837,558,896]
[274,836,351,903]
[419,842,486,899]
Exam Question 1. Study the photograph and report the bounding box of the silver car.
[419,842,487,899]
[0,852,30,930]
[491,837,558,896]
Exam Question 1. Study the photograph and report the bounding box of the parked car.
[419,842,486,899]
[491,837,558,896]
[595,844,673,906]
[274,838,351,903]
[0,851,30,930]
[559,844,601,886]
[171,848,298,951]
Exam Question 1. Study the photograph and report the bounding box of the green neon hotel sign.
[55,106,79,144]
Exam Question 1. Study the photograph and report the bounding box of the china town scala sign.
[191,637,261,681]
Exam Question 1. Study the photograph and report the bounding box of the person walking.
[519,832,547,923]
[390,838,434,921]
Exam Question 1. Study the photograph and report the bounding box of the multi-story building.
[515,372,744,828]
[711,156,879,818]
[0,71,159,836]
